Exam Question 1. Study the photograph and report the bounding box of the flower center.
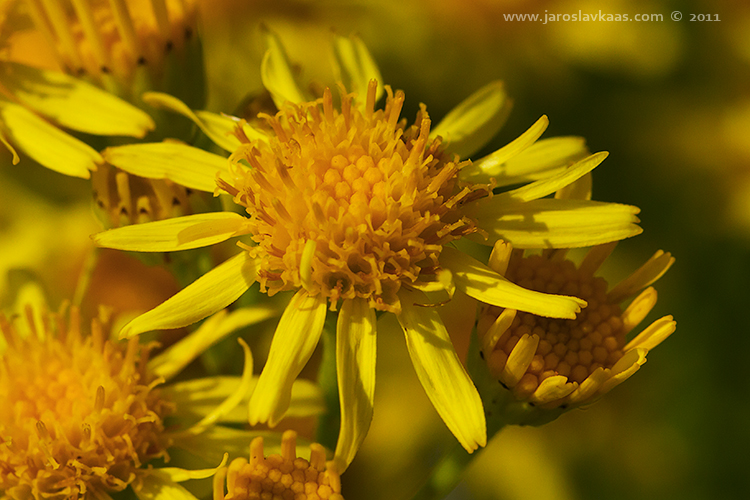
[221,82,487,312]
[215,431,343,500]
[0,305,171,498]
[478,253,626,399]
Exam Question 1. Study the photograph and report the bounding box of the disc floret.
[214,430,343,500]
[477,243,675,410]
[0,304,172,499]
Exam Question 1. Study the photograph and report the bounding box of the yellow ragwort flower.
[92,33,643,469]
[0,1,155,178]
[0,305,171,499]
[22,0,203,106]
[477,241,676,417]
[213,431,343,500]
[0,288,295,500]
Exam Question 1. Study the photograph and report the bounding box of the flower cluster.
[0,9,676,499]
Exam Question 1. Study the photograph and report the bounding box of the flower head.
[213,431,343,500]
[23,0,203,106]
[221,82,487,313]
[92,33,644,470]
[0,303,170,498]
[0,1,156,178]
[0,288,288,499]
[477,241,676,419]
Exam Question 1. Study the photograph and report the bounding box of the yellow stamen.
[27,0,199,90]
[149,0,171,41]
[214,431,344,500]
[24,0,67,68]
[40,0,83,70]
[0,304,172,498]
[107,0,141,57]
[71,0,109,68]
[92,163,196,227]
[222,84,490,313]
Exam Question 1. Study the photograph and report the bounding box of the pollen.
[214,431,344,500]
[220,81,489,312]
[0,304,172,499]
[478,253,625,399]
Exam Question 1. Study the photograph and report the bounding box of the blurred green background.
[2,0,748,499]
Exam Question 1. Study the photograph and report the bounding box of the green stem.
[409,440,481,500]
[315,313,340,451]
[410,415,510,500]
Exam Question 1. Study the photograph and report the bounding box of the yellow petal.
[164,376,324,422]
[0,128,20,165]
[102,141,230,192]
[529,375,577,406]
[460,116,548,184]
[578,242,618,278]
[440,246,585,319]
[142,92,267,151]
[431,80,511,159]
[396,288,486,452]
[0,100,101,178]
[334,298,377,472]
[567,366,608,405]
[178,339,255,437]
[154,455,229,483]
[608,250,675,302]
[501,333,539,387]
[120,252,258,337]
[468,198,643,248]
[482,308,516,355]
[261,27,308,108]
[487,240,513,276]
[624,315,676,352]
[620,287,658,335]
[555,171,592,201]
[1,62,154,137]
[149,304,279,381]
[332,33,384,103]
[599,348,648,394]
[134,474,200,500]
[492,152,608,204]
[464,136,589,186]
[248,291,328,427]
[93,212,247,252]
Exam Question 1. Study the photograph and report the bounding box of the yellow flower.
[213,430,343,500]
[91,34,642,469]
[1,0,210,227]
[20,0,204,107]
[0,286,319,500]
[0,2,155,178]
[476,240,676,420]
